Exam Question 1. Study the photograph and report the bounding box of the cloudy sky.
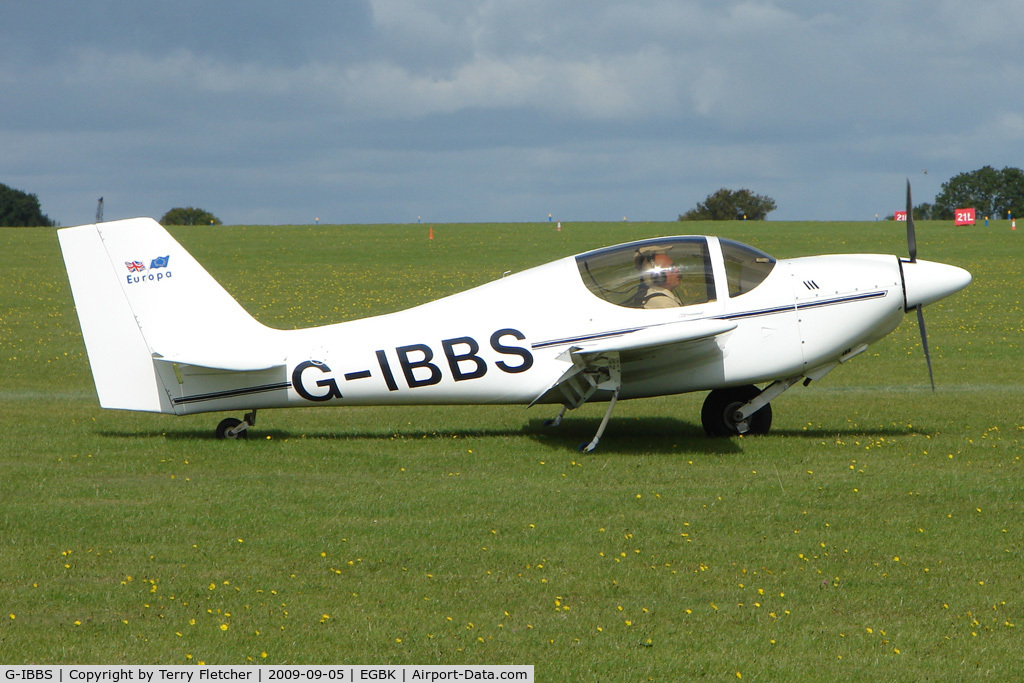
[4,1,1023,226]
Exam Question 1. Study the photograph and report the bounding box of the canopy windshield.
[719,238,776,297]
[575,236,777,309]
[575,237,715,309]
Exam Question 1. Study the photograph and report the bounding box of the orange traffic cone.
[429,226,434,240]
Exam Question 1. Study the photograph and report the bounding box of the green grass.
[1,220,1021,679]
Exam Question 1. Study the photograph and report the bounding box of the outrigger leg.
[580,388,620,453]
[544,405,569,428]
[531,352,621,451]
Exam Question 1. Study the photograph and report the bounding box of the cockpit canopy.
[575,236,776,309]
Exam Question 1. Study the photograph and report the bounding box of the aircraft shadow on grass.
[97,416,934,456]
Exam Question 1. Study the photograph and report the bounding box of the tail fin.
[58,218,282,413]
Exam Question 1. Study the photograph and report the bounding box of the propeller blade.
[915,304,935,391]
[906,179,917,263]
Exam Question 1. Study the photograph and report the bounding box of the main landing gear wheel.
[701,385,772,437]
[216,410,258,440]
[216,417,248,440]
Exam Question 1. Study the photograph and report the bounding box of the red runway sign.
[955,208,976,225]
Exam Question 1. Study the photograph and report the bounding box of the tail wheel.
[701,385,772,437]
[216,417,248,440]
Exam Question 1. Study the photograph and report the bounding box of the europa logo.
[124,255,172,285]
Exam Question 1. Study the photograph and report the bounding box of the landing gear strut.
[216,410,257,440]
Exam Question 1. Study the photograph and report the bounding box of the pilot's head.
[640,252,680,289]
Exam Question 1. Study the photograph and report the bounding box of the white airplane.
[57,186,970,451]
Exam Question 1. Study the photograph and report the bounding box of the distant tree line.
[913,166,1024,220]
[5,170,1024,229]
[683,166,1024,222]
[0,183,54,227]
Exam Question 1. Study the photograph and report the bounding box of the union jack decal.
[125,261,146,272]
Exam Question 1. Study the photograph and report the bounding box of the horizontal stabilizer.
[152,351,286,373]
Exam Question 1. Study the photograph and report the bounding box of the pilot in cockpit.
[636,249,683,309]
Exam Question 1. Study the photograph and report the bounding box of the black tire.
[216,417,248,440]
[701,385,772,437]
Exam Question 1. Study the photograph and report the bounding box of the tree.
[0,183,54,227]
[933,166,1024,220]
[160,207,222,226]
[679,188,777,221]
[911,202,937,220]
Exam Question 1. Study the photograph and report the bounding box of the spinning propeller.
[905,180,934,390]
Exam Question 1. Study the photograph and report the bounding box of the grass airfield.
[1,219,1021,679]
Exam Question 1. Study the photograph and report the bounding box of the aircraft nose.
[902,259,972,310]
